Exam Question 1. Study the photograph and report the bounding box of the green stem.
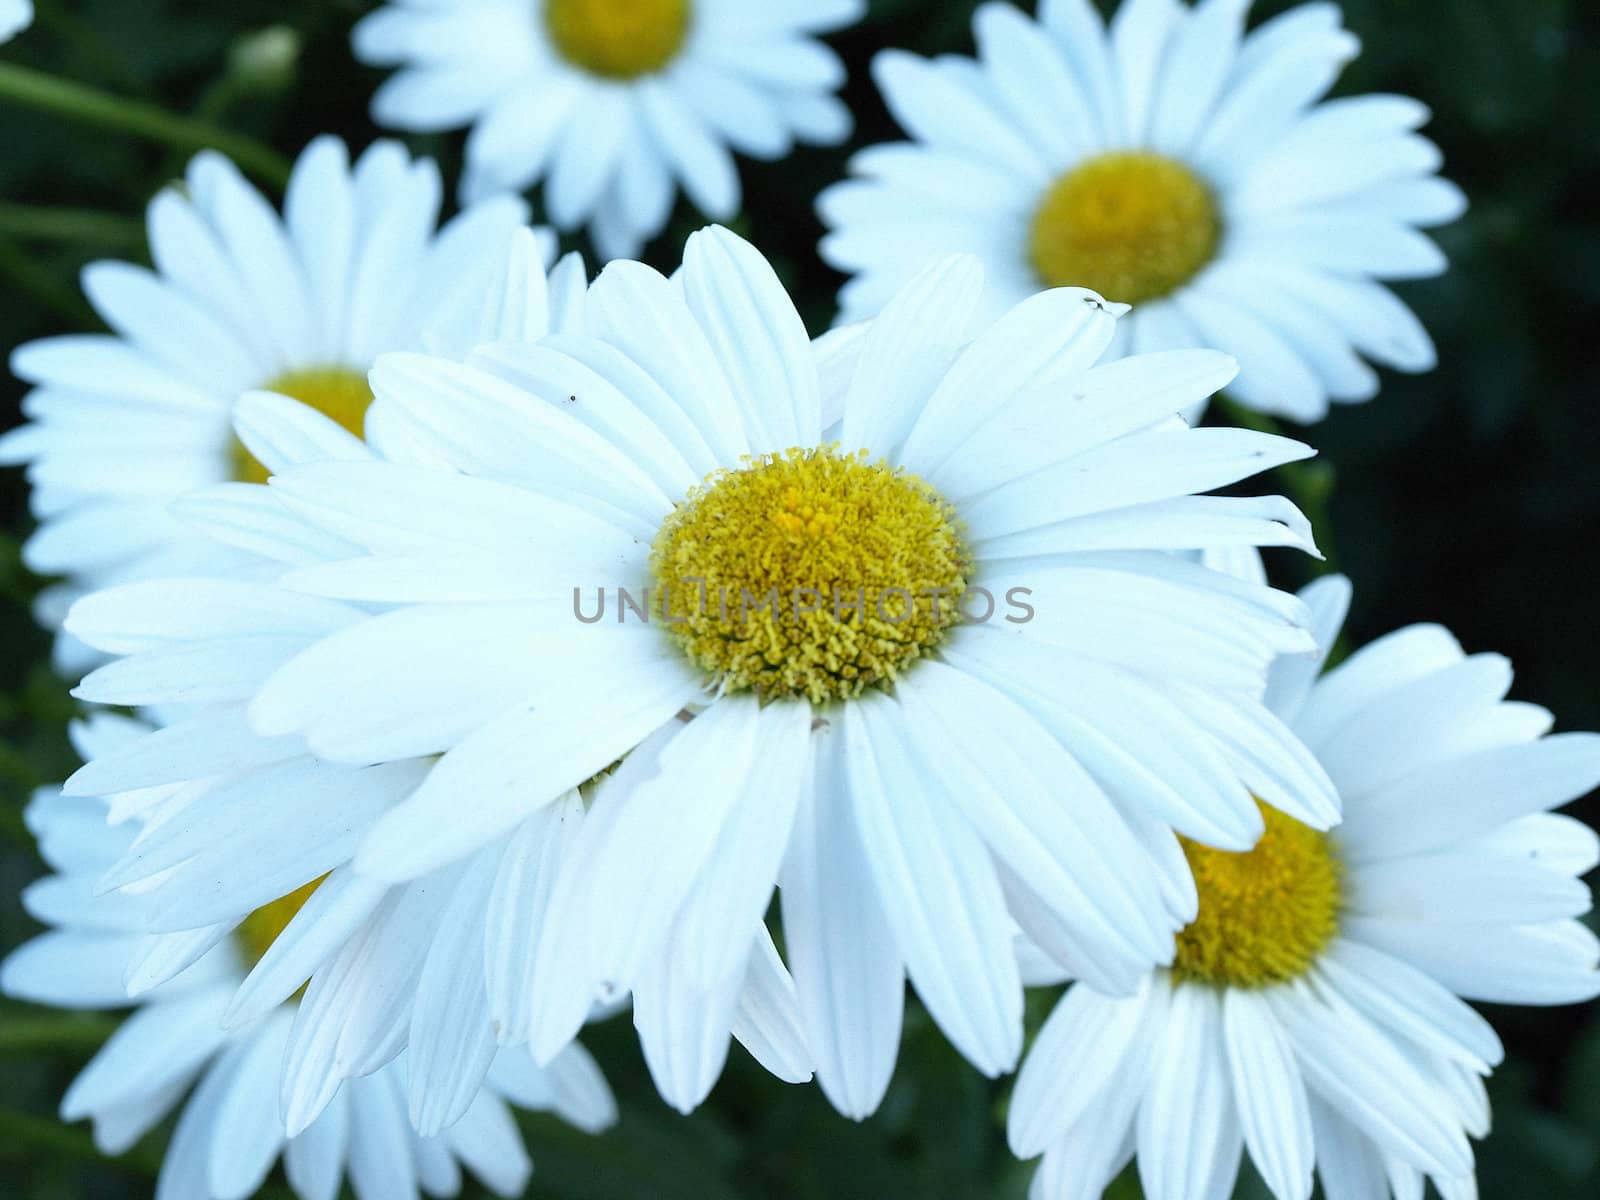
[0,202,144,250]
[0,62,291,190]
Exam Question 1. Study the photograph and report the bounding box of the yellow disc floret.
[1173,803,1341,989]
[651,446,971,705]
[235,874,326,969]
[546,0,691,79]
[233,367,373,484]
[1028,151,1221,304]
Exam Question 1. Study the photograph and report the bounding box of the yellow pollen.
[1028,151,1221,304]
[233,367,373,484]
[235,875,327,970]
[546,0,691,79]
[651,446,970,705]
[1173,804,1342,989]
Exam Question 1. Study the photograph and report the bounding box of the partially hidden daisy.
[0,135,537,671]
[1,715,617,1200]
[1,0,31,43]
[1008,574,1600,1200]
[352,0,865,259]
[39,233,814,1129]
[818,0,1464,422]
[224,226,1339,1118]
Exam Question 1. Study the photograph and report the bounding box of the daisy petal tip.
[869,46,922,91]
[244,691,296,740]
[281,1105,316,1142]
[59,763,100,798]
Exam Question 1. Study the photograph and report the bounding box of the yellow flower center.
[651,446,970,705]
[1172,804,1341,989]
[545,0,692,79]
[234,875,326,969]
[1027,151,1221,305]
[232,367,373,484]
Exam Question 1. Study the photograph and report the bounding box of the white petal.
[1008,979,1154,1158]
[1266,980,1473,1179]
[839,254,984,459]
[731,926,814,1084]
[778,729,904,1119]
[354,656,696,881]
[843,695,1022,1075]
[1222,988,1315,1200]
[680,225,822,450]
[1137,984,1241,1200]
[631,935,745,1114]
[669,700,812,988]
[226,868,389,1030]
[407,849,500,1136]
[483,793,586,1048]
[548,698,768,995]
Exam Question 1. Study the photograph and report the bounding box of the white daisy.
[223,226,1338,1118]
[43,233,814,1124]
[0,135,534,672]
[818,0,1465,422]
[1,715,618,1200]
[1,0,31,44]
[351,0,864,259]
[1008,574,1600,1200]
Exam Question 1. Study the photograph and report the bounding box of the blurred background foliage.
[1,1,1597,1196]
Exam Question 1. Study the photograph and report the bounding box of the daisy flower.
[818,0,1464,422]
[1,716,618,1200]
[40,233,812,1126]
[0,135,533,671]
[1,0,31,44]
[351,0,865,259]
[1008,575,1600,1200]
[228,226,1337,1117]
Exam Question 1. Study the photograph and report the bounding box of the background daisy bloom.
[352,0,864,259]
[237,226,1338,1118]
[1,718,617,1200]
[0,135,532,672]
[818,0,1464,423]
[1008,574,1600,1200]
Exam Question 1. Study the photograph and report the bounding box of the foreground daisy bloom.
[41,234,811,1129]
[352,0,864,258]
[0,0,31,44]
[2,718,617,1200]
[1009,575,1600,1200]
[818,0,1464,422]
[0,136,533,671]
[227,226,1337,1116]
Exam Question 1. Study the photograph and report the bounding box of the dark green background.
[2,1,1596,1196]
